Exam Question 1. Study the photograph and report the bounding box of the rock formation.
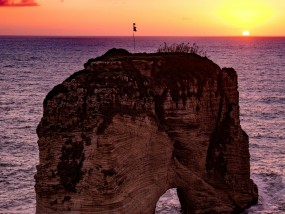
[35,49,258,213]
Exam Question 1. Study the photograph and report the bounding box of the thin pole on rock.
[133,23,137,53]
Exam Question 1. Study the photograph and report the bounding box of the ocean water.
[0,36,284,213]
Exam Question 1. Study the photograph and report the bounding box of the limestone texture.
[35,49,258,213]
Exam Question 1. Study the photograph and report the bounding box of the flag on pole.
[133,23,137,52]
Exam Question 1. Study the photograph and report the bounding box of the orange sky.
[0,0,284,36]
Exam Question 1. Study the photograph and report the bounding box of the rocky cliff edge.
[35,48,258,213]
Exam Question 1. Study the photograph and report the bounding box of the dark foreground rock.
[35,49,258,213]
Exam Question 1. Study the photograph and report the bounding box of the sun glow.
[218,0,273,33]
[242,31,250,36]
[0,0,284,36]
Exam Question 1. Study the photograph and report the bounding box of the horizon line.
[1,34,285,38]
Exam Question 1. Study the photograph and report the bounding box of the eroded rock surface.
[35,49,258,213]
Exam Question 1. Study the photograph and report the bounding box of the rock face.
[35,49,258,213]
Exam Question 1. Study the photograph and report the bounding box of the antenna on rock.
[133,23,137,53]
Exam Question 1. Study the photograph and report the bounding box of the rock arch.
[155,188,181,213]
[35,49,258,213]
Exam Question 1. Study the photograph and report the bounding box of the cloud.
[0,0,39,7]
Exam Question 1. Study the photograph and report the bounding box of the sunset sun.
[242,31,250,36]
[217,0,274,36]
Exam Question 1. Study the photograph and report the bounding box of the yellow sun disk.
[217,0,273,28]
[243,31,250,36]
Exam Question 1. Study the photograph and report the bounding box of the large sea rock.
[35,49,258,213]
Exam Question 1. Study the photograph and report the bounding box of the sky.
[0,0,284,36]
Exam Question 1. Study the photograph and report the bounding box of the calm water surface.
[0,36,284,213]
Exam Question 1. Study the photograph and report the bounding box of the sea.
[0,36,284,214]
